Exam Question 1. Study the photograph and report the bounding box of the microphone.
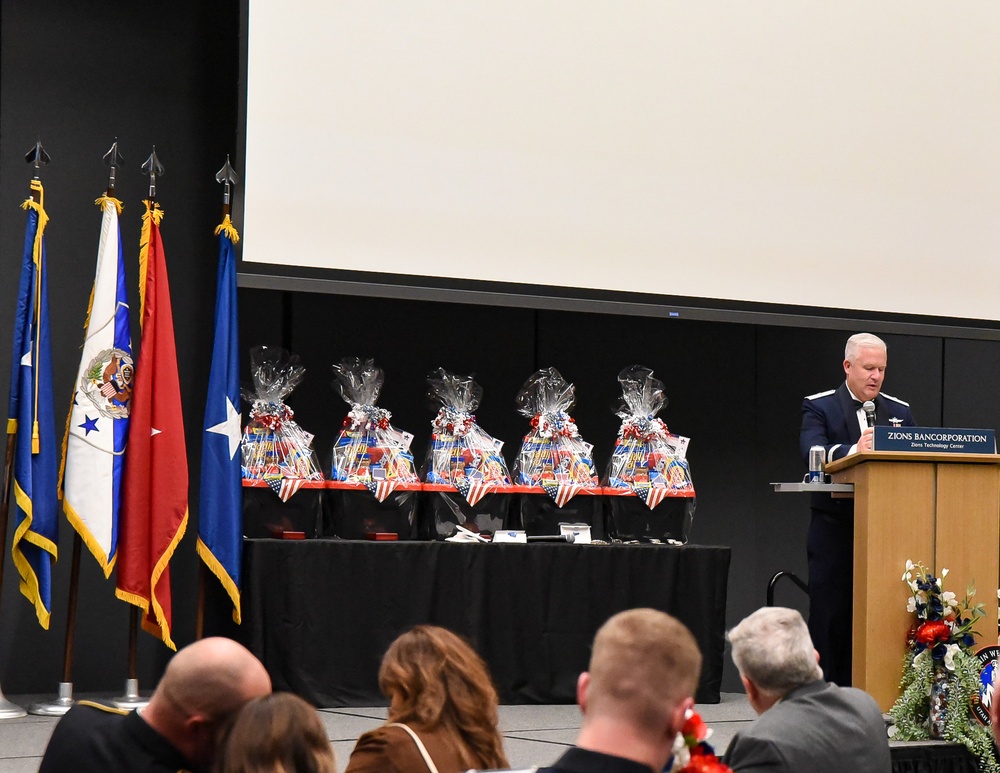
[862,401,876,428]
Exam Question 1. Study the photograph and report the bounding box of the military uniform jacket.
[38,701,200,773]
[800,382,915,466]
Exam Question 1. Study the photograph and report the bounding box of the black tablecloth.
[890,741,978,773]
[242,539,730,706]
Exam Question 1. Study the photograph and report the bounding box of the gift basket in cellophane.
[327,357,421,539]
[240,346,325,536]
[604,365,695,543]
[420,369,512,539]
[511,367,602,537]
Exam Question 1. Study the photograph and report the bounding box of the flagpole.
[113,147,164,710]
[0,433,26,719]
[112,607,145,709]
[195,156,242,641]
[31,143,127,716]
[0,150,51,720]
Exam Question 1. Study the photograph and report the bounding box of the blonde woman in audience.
[214,692,336,773]
[344,625,509,773]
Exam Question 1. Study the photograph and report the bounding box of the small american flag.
[266,477,306,503]
[634,483,668,511]
[364,479,399,503]
[541,482,583,508]
[455,478,491,507]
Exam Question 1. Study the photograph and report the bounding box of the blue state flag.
[196,216,243,623]
[7,179,58,628]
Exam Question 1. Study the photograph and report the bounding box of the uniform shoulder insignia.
[881,393,910,407]
[805,389,836,400]
[76,699,128,715]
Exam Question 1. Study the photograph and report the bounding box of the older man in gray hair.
[723,607,890,773]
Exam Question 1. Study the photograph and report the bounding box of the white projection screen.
[241,2,1000,323]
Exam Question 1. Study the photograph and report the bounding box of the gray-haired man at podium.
[799,333,916,686]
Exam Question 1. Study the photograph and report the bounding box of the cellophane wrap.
[423,370,511,500]
[240,346,324,482]
[607,365,693,506]
[513,368,598,490]
[330,357,418,487]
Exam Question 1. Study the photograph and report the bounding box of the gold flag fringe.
[214,214,240,244]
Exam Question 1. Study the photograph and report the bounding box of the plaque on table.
[873,426,996,454]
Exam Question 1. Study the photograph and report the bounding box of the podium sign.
[874,426,996,454]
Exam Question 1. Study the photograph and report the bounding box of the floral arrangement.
[889,560,998,773]
[667,710,731,773]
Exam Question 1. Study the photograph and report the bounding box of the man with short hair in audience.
[537,607,703,773]
[724,607,890,773]
[39,637,272,773]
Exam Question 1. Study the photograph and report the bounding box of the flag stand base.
[112,678,148,710]
[29,681,74,716]
[0,684,26,719]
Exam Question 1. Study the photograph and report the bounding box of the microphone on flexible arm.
[863,401,876,428]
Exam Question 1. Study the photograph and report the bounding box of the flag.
[455,477,491,508]
[633,482,669,511]
[61,195,132,577]
[196,215,243,623]
[541,482,584,508]
[364,478,398,503]
[265,476,305,503]
[116,200,188,649]
[7,179,58,628]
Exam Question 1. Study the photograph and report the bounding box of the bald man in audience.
[538,608,702,773]
[39,637,272,773]
[724,607,890,773]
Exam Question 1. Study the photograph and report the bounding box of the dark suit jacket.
[539,746,654,772]
[723,681,891,773]
[39,701,200,773]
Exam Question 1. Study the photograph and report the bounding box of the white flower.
[941,568,949,578]
[668,732,690,772]
[942,591,958,608]
[906,597,918,613]
[943,643,960,671]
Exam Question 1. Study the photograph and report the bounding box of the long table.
[242,539,731,706]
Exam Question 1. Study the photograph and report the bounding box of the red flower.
[682,713,708,744]
[686,757,732,773]
[915,620,950,645]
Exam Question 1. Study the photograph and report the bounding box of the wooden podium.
[825,452,1000,710]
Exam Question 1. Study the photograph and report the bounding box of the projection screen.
[240,1,1000,324]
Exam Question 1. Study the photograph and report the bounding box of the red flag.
[115,200,188,650]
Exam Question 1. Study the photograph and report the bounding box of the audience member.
[343,625,509,773]
[39,637,272,773]
[214,692,335,773]
[724,606,890,773]
[538,608,702,773]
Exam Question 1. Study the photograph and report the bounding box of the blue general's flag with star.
[61,195,132,577]
[196,214,243,623]
[7,179,58,628]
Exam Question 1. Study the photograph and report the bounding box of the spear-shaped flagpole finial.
[25,141,51,200]
[141,146,164,201]
[215,155,240,214]
[103,140,124,196]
